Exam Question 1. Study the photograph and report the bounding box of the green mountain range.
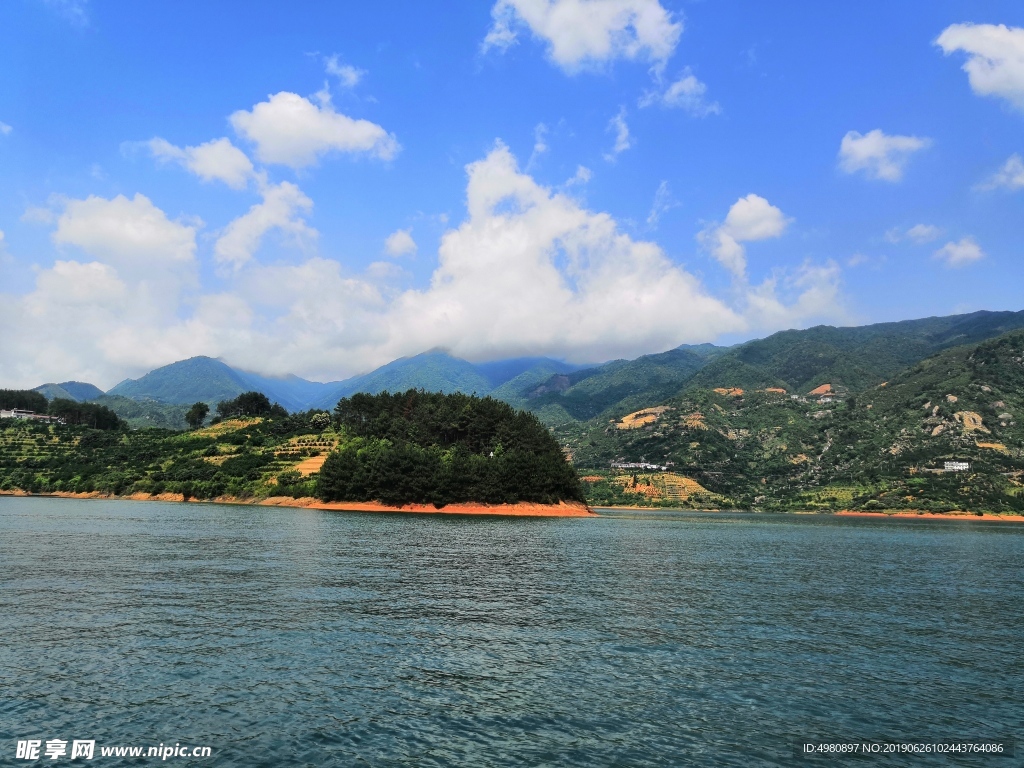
[679,309,1024,394]
[33,381,105,402]
[6,309,1024,513]
[561,328,1024,513]
[23,309,1024,447]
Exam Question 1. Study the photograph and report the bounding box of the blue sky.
[1,0,1022,388]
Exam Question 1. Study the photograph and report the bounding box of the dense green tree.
[216,391,274,418]
[317,390,584,506]
[185,402,210,430]
[0,389,48,413]
[47,399,124,430]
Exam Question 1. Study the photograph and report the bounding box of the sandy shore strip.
[256,496,596,517]
[0,489,595,517]
[835,510,1024,523]
[595,503,1024,522]
[5,490,1022,520]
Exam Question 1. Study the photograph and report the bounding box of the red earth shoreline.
[0,489,596,517]
[834,509,1024,522]
[4,490,1023,521]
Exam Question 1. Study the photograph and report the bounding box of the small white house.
[944,460,970,472]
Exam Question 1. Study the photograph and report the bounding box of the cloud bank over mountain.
[1,140,842,388]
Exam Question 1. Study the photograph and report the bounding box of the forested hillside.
[681,309,1024,395]
[562,330,1024,514]
[0,391,583,508]
[317,391,583,505]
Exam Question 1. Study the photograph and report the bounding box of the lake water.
[1,498,1021,766]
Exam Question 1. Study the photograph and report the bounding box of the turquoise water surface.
[1,498,1020,766]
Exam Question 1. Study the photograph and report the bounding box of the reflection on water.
[1,497,1021,767]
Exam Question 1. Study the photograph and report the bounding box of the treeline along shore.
[0,389,594,516]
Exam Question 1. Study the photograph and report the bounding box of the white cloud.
[646,180,677,227]
[0,194,207,387]
[906,224,942,243]
[936,23,1024,111]
[381,143,742,363]
[604,107,631,159]
[324,55,365,88]
[565,165,592,186]
[43,0,88,26]
[483,0,682,73]
[147,137,255,189]
[32,260,127,305]
[230,91,399,168]
[0,145,846,389]
[384,228,417,257]
[978,153,1024,190]
[640,68,720,116]
[527,122,549,168]
[0,121,11,135]
[887,223,943,243]
[214,182,316,270]
[934,237,984,267]
[698,194,791,278]
[52,193,197,276]
[744,261,847,330]
[838,129,930,182]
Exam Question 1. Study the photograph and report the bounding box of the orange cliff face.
[808,383,832,396]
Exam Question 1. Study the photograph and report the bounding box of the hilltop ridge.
[19,309,1024,437]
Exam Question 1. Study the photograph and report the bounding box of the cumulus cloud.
[0,121,11,135]
[324,54,365,88]
[886,223,943,243]
[936,23,1024,111]
[934,237,984,267]
[384,228,417,257]
[838,129,930,181]
[379,143,742,363]
[978,153,1024,190]
[483,0,682,73]
[744,261,846,331]
[0,194,206,387]
[640,68,720,116]
[698,194,791,277]
[906,224,942,243]
[32,260,127,305]
[52,193,197,276]
[604,107,631,159]
[214,182,316,270]
[0,145,848,388]
[147,137,255,189]
[230,91,399,168]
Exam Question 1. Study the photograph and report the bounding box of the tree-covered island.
[0,390,587,511]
